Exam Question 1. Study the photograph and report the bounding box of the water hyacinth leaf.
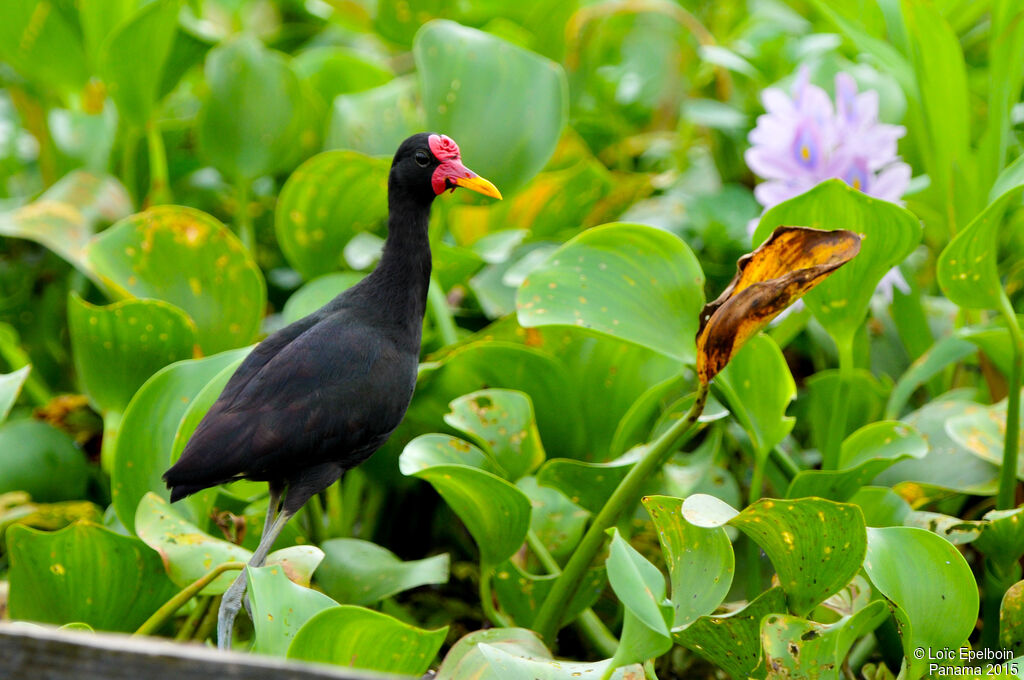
[0,171,132,270]
[787,421,929,501]
[480,644,645,680]
[274,151,389,281]
[1003,581,1024,656]
[903,511,982,545]
[947,395,1024,479]
[975,508,1024,568]
[0,420,89,502]
[99,0,179,128]
[0,365,31,423]
[517,477,589,560]
[493,560,605,628]
[0,1,89,93]
[6,522,177,632]
[444,389,544,481]
[605,529,673,667]
[68,293,196,415]
[864,527,979,677]
[325,76,424,156]
[643,496,733,629]
[536,452,636,515]
[501,159,617,239]
[713,333,795,456]
[247,564,339,657]
[198,37,316,181]
[85,206,265,354]
[112,347,250,530]
[282,272,365,324]
[287,605,447,676]
[802,369,887,455]
[517,223,704,363]
[135,493,323,593]
[759,602,889,680]
[885,334,977,418]
[673,587,788,680]
[848,487,912,528]
[399,440,531,565]
[415,20,567,194]
[399,433,503,475]
[752,180,921,347]
[292,46,393,104]
[697,226,861,382]
[315,538,449,606]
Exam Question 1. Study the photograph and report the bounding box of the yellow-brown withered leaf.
[696,226,861,383]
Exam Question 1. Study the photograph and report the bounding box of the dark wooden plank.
[0,623,408,680]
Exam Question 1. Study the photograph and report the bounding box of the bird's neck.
[366,194,433,328]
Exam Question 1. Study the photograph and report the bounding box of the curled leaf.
[696,226,861,383]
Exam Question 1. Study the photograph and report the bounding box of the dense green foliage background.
[1,1,1024,678]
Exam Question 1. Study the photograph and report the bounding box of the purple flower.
[746,68,912,301]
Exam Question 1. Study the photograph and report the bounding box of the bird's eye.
[414,150,431,167]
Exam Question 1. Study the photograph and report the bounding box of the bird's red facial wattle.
[428,134,502,200]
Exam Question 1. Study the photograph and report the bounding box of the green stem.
[174,596,209,641]
[99,410,123,477]
[532,384,710,646]
[305,494,325,545]
[981,557,1021,650]
[236,179,254,253]
[341,468,366,537]
[527,529,561,573]
[823,336,855,469]
[193,594,222,642]
[427,274,459,347]
[479,562,512,627]
[745,449,767,600]
[135,562,245,636]
[121,129,139,203]
[769,446,801,481]
[325,479,344,538]
[846,633,877,676]
[145,120,171,205]
[996,295,1022,511]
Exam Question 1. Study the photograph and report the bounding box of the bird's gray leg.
[241,486,283,620]
[217,506,294,650]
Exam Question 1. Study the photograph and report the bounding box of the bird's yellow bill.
[454,175,502,200]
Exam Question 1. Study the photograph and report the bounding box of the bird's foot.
[217,570,249,650]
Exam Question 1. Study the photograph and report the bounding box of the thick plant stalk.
[822,336,855,469]
[996,295,1022,511]
[134,561,245,637]
[145,121,172,206]
[428,274,459,347]
[532,384,710,645]
[479,561,512,627]
[235,179,255,252]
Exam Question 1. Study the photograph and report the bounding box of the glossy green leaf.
[0,1,89,92]
[399,435,531,565]
[99,0,179,128]
[0,171,132,270]
[517,223,704,363]
[605,529,673,667]
[68,293,196,414]
[673,587,788,680]
[247,564,338,657]
[947,394,1024,479]
[643,495,733,629]
[135,493,323,594]
[287,605,447,676]
[1002,580,1024,657]
[315,538,449,606]
[801,368,887,455]
[759,601,889,680]
[415,20,567,194]
[885,334,977,418]
[325,76,424,156]
[752,180,921,347]
[848,487,912,528]
[293,46,393,104]
[975,507,1024,569]
[78,0,136,63]
[493,559,605,628]
[863,526,979,678]
[275,151,389,281]
[0,420,88,502]
[517,476,588,560]
[499,160,617,239]
[111,347,250,531]
[903,510,982,545]
[444,389,544,481]
[0,365,31,424]
[6,522,177,632]
[787,421,929,501]
[85,205,265,354]
[282,273,365,324]
[536,451,637,515]
[198,36,315,181]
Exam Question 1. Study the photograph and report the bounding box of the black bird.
[163,133,501,649]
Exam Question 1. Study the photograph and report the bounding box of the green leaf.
[6,522,177,632]
[516,223,705,363]
[605,529,673,667]
[0,366,31,424]
[399,435,531,565]
[1002,580,1024,657]
[787,421,929,501]
[714,333,794,456]
[493,559,605,628]
[444,389,545,481]
[0,171,132,271]
[293,46,393,104]
[415,20,567,194]
[517,476,588,560]
[848,487,912,528]
[752,180,921,347]
[274,151,389,281]
[673,587,788,680]
[975,508,1024,570]
[134,493,323,594]
[536,452,636,515]
[0,420,88,502]
[885,334,977,418]
[85,205,265,354]
[759,602,889,680]
[287,605,447,676]
[198,36,315,181]
[315,538,449,606]
[642,495,733,629]
[99,0,179,128]
[78,0,136,63]
[325,76,424,156]
[282,273,365,324]
[0,1,89,93]
[863,527,979,678]
[111,347,250,531]
[247,564,338,657]
[946,395,1024,478]
[68,293,196,415]
[937,154,1024,309]
[801,368,887,455]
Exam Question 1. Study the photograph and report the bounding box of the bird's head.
[390,132,502,205]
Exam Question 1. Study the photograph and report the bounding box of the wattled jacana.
[162,132,501,649]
